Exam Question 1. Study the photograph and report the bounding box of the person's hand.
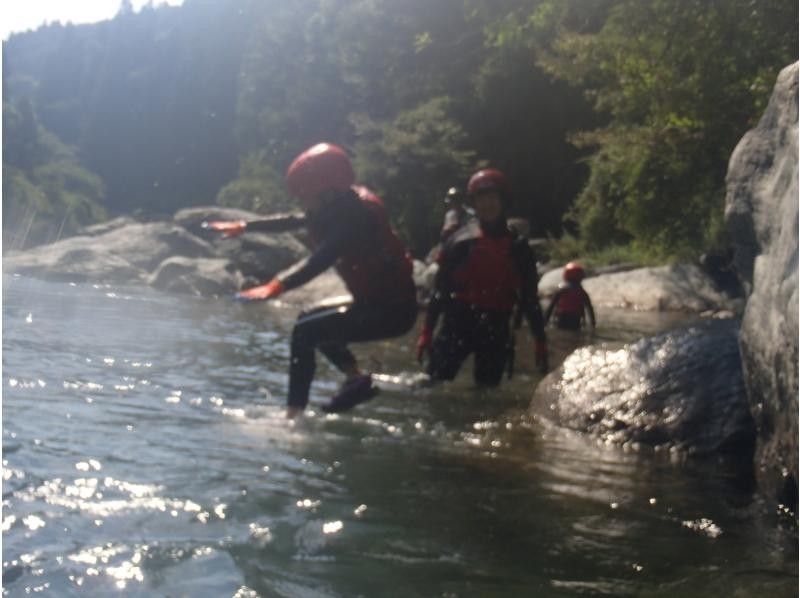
[235,279,284,302]
[416,326,433,364]
[534,339,548,373]
[203,219,247,238]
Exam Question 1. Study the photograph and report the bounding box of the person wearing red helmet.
[544,262,596,331]
[416,168,548,384]
[206,142,417,417]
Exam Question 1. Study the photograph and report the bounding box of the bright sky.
[2,0,184,40]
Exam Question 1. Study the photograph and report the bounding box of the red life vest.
[556,286,585,317]
[451,231,520,310]
[336,186,413,303]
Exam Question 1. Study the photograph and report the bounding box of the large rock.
[147,256,244,296]
[4,222,215,283]
[175,206,309,285]
[3,208,313,299]
[531,320,754,457]
[3,235,147,283]
[539,263,739,312]
[725,62,799,507]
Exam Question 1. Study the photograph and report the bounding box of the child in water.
[544,262,596,331]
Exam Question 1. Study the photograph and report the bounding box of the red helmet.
[467,168,509,196]
[286,142,355,201]
[563,262,585,283]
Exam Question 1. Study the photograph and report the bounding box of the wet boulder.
[725,62,798,507]
[531,319,754,457]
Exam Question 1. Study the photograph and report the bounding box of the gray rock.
[725,62,798,506]
[4,221,215,283]
[174,206,309,284]
[539,262,735,312]
[79,216,139,236]
[100,222,216,271]
[582,264,739,312]
[531,319,754,457]
[4,235,147,283]
[147,256,243,296]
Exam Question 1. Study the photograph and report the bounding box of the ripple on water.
[2,276,796,596]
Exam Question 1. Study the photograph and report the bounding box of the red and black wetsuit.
[425,219,546,385]
[544,282,595,331]
[248,186,417,409]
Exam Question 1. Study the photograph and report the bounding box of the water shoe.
[321,375,379,413]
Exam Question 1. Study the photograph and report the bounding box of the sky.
[2,0,184,40]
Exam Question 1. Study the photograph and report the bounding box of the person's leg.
[288,299,416,410]
[427,309,474,382]
[317,300,417,373]
[473,317,510,387]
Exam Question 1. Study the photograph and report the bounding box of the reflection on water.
[2,275,797,596]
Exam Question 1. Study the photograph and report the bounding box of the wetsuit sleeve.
[582,288,596,327]
[512,240,547,343]
[275,213,354,292]
[246,212,307,233]
[424,257,450,332]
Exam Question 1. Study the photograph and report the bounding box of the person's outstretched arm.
[582,288,596,328]
[245,212,307,233]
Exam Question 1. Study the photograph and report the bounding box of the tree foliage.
[532,0,798,257]
[3,98,106,249]
[3,0,796,258]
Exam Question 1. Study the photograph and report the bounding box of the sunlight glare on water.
[2,275,797,596]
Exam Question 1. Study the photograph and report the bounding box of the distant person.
[417,168,548,385]
[439,186,474,243]
[544,262,596,331]
[206,143,417,417]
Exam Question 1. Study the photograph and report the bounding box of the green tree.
[3,98,106,249]
[534,0,798,257]
[352,97,475,255]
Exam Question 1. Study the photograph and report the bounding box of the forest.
[2,0,796,260]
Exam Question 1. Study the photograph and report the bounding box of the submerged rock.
[725,62,799,508]
[531,319,754,458]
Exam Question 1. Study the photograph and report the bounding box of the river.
[2,274,797,596]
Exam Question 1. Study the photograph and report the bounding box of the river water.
[3,274,797,596]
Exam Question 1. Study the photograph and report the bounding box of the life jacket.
[555,286,585,317]
[451,229,520,311]
[336,186,414,303]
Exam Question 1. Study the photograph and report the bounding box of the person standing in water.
[439,186,473,243]
[206,143,417,417]
[544,262,596,331]
[416,168,548,385]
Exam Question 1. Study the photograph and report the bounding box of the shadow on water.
[2,275,797,597]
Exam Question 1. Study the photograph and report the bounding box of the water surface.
[3,275,797,596]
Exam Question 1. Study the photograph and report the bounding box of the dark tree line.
[3,0,796,257]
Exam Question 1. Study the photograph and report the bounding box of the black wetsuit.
[544,283,595,331]
[248,187,417,409]
[425,219,546,385]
